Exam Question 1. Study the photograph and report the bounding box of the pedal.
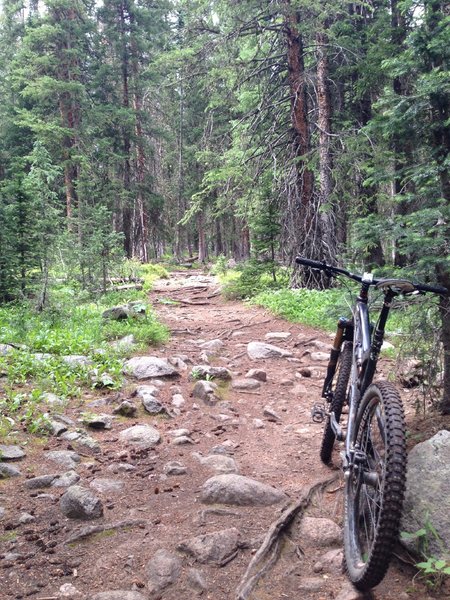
[311,404,326,423]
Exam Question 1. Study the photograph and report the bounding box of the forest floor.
[0,270,448,600]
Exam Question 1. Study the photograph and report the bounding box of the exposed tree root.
[235,474,338,600]
[64,519,146,544]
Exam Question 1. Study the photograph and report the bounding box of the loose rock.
[192,380,221,405]
[201,474,286,506]
[90,478,124,493]
[231,378,261,391]
[60,485,103,520]
[146,549,181,598]
[245,368,267,382]
[119,424,161,449]
[298,516,342,547]
[247,342,292,360]
[125,356,178,379]
[45,450,81,470]
[191,365,232,381]
[178,527,241,566]
[0,463,21,478]
[264,332,292,341]
[0,444,26,460]
[90,593,148,600]
[198,454,238,474]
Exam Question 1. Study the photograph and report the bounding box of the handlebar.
[295,256,448,296]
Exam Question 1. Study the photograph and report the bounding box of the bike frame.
[336,278,397,472]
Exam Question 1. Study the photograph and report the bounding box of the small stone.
[25,474,58,489]
[178,527,240,566]
[90,592,147,600]
[45,451,81,470]
[298,517,342,546]
[18,512,35,524]
[263,406,281,421]
[102,305,130,320]
[310,351,329,361]
[146,549,181,597]
[125,356,178,379]
[334,581,365,600]
[245,369,267,382]
[82,413,113,429]
[0,506,5,520]
[296,577,325,592]
[52,471,81,488]
[164,461,187,476]
[231,378,261,391]
[110,334,135,351]
[41,392,65,406]
[171,436,194,446]
[60,485,103,520]
[253,419,265,429]
[113,400,137,417]
[187,568,207,592]
[201,474,286,506]
[247,342,292,360]
[90,478,124,493]
[0,444,26,460]
[59,582,83,597]
[142,396,167,415]
[63,354,93,367]
[168,428,191,438]
[191,365,232,381]
[192,380,220,405]
[314,548,343,574]
[199,454,238,474]
[119,425,161,449]
[199,339,225,354]
[264,332,291,341]
[171,393,185,408]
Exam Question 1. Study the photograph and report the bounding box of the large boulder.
[401,430,450,558]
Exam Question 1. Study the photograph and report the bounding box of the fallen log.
[235,474,338,600]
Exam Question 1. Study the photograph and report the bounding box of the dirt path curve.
[0,271,424,600]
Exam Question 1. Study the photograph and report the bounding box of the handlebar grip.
[415,282,448,295]
[295,256,326,270]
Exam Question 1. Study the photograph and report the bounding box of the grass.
[0,261,170,437]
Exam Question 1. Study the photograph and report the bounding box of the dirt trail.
[0,271,435,600]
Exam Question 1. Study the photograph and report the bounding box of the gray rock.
[125,356,178,379]
[0,444,25,460]
[169,356,188,370]
[60,485,103,520]
[263,406,281,421]
[199,454,238,474]
[142,396,167,415]
[61,431,100,453]
[191,365,232,381]
[192,380,220,405]
[171,393,186,408]
[164,461,188,476]
[90,593,147,600]
[297,577,326,592]
[0,506,5,520]
[107,462,136,474]
[313,548,343,574]
[398,358,423,387]
[0,343,15,355]
[168,428,191,438]
[171,435,194,445]
[41,392,64,406]
[305,339,333,352]
[0,463,21,478]
[110,334,135,350]
[90,478,124,493]
[25,474,58,489]
[119,424,161,448]
[253,419,265,429]
[201,474,286,506]
[18,512,35,524]
[82,413,113,429]
[178,527,241,566]
[264,332,292,341]
[102,306,130,320]
[146,549,181,597]
[50,420,69,436]
[113,400,138,417]
[245,368,267,382]
[334,581,365,600]
[402,430,450,558]
[199,339,225,354]
[135,384,160,398]
[298,517,342,546]
[45,451,82,471]
[59,583,83,597]
[231,378,261,391]
[247,342,292,360]
[63,354,93,367]
[52,471,81,488]
[187,568,208,592]
[310,351,329,362]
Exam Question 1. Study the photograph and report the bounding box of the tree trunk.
[316,30,336,264]
[197,211,207,263]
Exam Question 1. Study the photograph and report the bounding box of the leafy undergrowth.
[0,265,169,437]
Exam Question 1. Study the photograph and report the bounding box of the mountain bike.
[295,256,448,591]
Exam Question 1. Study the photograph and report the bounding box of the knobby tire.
[344,381,407,591]
[320,342,352,465]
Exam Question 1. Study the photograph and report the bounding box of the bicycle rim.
[344,381,406,590]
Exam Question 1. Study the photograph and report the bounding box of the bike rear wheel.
[320,342,352,464]
[344,381,406,590]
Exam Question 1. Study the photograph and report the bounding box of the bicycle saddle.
[375,278,416,293]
